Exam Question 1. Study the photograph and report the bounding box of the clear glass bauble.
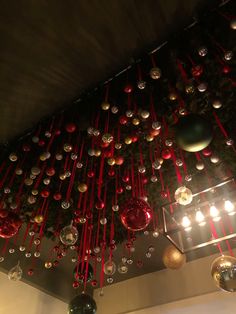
[103,260,116,276]
[174,186,193,206]
[8,262,23,281]
[59,225,78,246]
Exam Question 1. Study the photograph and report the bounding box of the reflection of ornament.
[118,263,128,274]
[174,186,193,205]
[176,114,213,152]
[68,294,97,314]
[120,198,152,232]
[162,245,186,270]
[8,262,23,281]
[60,225,78,246]
[211,255,236,292]
[0,212,22,239]
[74,262,93,283]
[150,67,161,79]
[103,260,116,276]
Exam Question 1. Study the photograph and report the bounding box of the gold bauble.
[59,173,67,180]
[140,110,150,119]
[24,178,33,186]
[169,92,177,101]
[9,153,18,162]
[185,84,195,94]
[150,67,162,80]
[27,196,36,204]
[211,255,236,292]
[146,135,154,142]
[15,168,23,175]
[34,215,44,224]
[132,118,140,126]
[45,261,52,269]
[162,245,186,270]
[64,143,73,153]
[107,158,116,166]
[125,137,132,145]
[157,157,164,165]
[31,189,38,196]
[94,149,101,157]
[40,153,47,161]
[31,167,41,176]
[78,183,88,193]
[101,101,110,110]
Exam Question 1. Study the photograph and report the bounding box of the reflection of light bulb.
[181,215,191,231]
[195,210,206,226]
[224,200,235,215]
[210,205,221,222]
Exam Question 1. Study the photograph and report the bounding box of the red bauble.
[115,156,124,165]
[222,65,231,74]
[202,147,212,157]
[91,279,97,287]
[150,129,160,137]
[142,177,148,184]
[116,187,124,194]
[161,149,171,160]
[27,269,34,276]
[46,167,56,176]
[87,170,95,178]
[73,281,80,289]
[41,189,50,198]
[160,190,168,198]
[100,141,110,148]
[65,123,76,133]
[108,168,115,177]
[0,212,22,239]
[122,175,130,183]
[53,192,62,201]
[22,144,31,152]
[103,150,112,158]
[120,197,152,232]
[124,84,133,94]
[54,129,61,136]
[131,135,138,143]
[38,139,45,147]
[119,116,128,125]
[191,65,203,77]
[0,209,8,218]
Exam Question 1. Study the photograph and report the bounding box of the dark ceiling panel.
[0,0,206,143]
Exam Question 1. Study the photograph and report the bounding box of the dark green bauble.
[73,262,93,283]
[176,114,213,152]
[68,294,97,314]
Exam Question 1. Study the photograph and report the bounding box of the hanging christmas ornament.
[8,261,23,281]
[161,149,171,160]
[102,133,113,144]
[198,46,208,57]
[211,255,236,292]
[68,294,97,314]
[111,105,119,114]
[118,263,128,274]
[230,19,236,30]
[34,214,44,224]
[150,67,162,79]
[0,212,22,239]
[210,155,220,164]
[175,114,213,152]
[74,262,93,283]
[124,84,133,94]
[120,198,152,232]
[103,260,116,276]
[65,122,76,133]
[60,224,78,246]
[191,64,203,77]
[196,161,205,170]
[137,80,146,90]
[101,101,110,110]
[174,186,193,205]
[162,245,186,270]
[197,82,207,92]
[169,92,177,101]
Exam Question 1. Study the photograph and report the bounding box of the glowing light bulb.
[224,200,235,215]
[181,215,191,231]
[210,205,221,222]
[195,210,206,226]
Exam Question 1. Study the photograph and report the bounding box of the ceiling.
[0,0,209,144]
[1,0,231,303]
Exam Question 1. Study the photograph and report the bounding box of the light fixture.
[181,215,192,231]
[210,205,221,222]
[224,200,235,215]
[195,209,206,226]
